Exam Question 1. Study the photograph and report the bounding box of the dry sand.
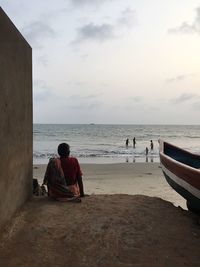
[0,163,200,267]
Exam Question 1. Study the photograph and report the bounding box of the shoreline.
[33,155,160,165]
[33,162,187,210]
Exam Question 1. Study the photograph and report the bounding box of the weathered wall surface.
[0,8,32,229]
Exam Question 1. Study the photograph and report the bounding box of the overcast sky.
[2,0,200,124]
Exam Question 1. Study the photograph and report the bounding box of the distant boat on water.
[159,140,200,213]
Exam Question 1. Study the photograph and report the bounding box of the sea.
[33,124,200,165]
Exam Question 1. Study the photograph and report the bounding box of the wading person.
[150,140,154,150]
[126,138,129,149]
[133,137,136,148]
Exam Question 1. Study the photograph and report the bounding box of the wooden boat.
[159,140,200,213]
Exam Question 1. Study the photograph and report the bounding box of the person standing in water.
[133,137,136,148]
[145,147,149,163]
[150,140,154,150]
[126,138,129,148]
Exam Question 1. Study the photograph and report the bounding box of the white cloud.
[33,80,53,102]
[171,93,199,104]
[193,101,200,110]
[117,7,137,27]
[70,0,111,7]
[73,22,115,43]
[22,21,55,48]
[68,94,103,110]
[72,7,137,44]
[166,74,189,83]
[168,7,200,35]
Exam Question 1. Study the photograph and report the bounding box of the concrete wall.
[0,8,32,229]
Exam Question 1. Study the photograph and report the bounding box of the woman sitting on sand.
[43,143,85,201]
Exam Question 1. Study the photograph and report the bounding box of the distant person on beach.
[43,143,85,201]
[145,147,149,162]
[150,140,154,150]
[133,137,136,148]
[126,138,129,148]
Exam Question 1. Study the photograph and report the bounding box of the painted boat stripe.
[161,163,200,199]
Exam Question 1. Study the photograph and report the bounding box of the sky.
[2,0,200,124]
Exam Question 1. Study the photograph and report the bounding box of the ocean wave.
[33,124,200,162]
[33,149,159,159]
[33,152,57,158]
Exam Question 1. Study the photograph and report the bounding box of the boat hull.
[159,140,200,213]
[161,163,200,212]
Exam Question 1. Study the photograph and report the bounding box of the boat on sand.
[159,140,200,213]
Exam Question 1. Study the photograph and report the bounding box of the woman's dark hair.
[57,143,70,157]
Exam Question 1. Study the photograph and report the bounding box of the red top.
[60,157,82,186]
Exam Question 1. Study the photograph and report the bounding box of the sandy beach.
[1,162,200,266]
[33,162,187,209]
